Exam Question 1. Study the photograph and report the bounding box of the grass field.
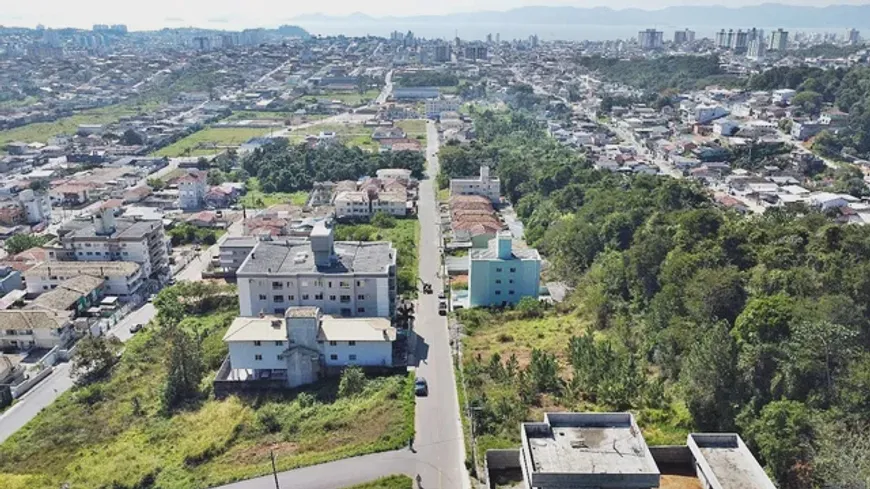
[334,218,420,298]
[290,120,427,150]
[0,102,161,148]
[0,306,414,489]
[153,127,275,157]
[239,177,309,208]
[458,308,692,454]
[313,90,381,107]
[225,112,329,123]
[345,475,413,489]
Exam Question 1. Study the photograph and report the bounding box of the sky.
[1,0,867,30]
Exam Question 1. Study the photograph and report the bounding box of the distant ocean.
[297,21,851,42]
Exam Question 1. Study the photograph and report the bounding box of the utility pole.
[270,450,280,489]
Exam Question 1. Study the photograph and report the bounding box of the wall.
[227,340,287,371]
[239,275,390,318]
[469,258,540,307]
[322,340,393,367]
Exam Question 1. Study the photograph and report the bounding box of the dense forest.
[576,54,743,92]
[447,110,870,488]
[241,139,425,193]
[395,71,459,87]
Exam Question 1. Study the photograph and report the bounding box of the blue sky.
[1,1,865,30]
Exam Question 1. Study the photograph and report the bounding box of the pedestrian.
[416,474,422,488]
[409,434,415,452]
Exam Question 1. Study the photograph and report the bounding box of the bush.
[297,392,317,408]
[338,367,367,397]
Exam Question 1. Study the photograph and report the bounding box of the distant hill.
[292,4,870,28]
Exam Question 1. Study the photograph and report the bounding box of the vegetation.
[396,71,459,87]
[152,127,275,157]
[334,219,419,298]
[70,336,123,384]
[242,139,424,194]
[313,89,381,106]
[239,177,310,208]
[3,234,50,255]
[0,282,414,489]
[344,475,413,489]
[0,102,160,147]
[167,223,223,246]
[576,55,741,92]
[454,109,870,488]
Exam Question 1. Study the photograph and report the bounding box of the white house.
[809,192,851,210]
[689,105,729,125]
[713,119,740,136]
[222,307,396,387]
[0,310,74,350]
[17,189,52,225]
[449,165,501,203]
[772,88,797,105]
[334,190,408,219]
[24,261,144,297]
[176,171,207,210]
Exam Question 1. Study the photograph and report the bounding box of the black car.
[414,377,428,396]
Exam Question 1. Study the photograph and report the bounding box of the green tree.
[70,335,122,384]
[162,326,204,412]
[745,400,814,486]
[338,367,367,397]
[371,211,396,228]
[680,321,740,431]
[3,234,49,254]
[120,128,145,146]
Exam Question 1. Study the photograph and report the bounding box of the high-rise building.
[486,33,493,44]
[673,29,695,44]
[638,29,663,50]
[495,33,500,44]
[730,29,749,53]
[769,28,789,51]
[747,38,767,60]
[464,44,488,60]
[846,28,860,45]
[434,43,451,62]
[529,34,539,48]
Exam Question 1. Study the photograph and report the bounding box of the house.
[221,306,396,388]
[176,171,207,210]
[449,165,500,203]
[810,192,850,210]
[27,275,105,315]
[236,222,397,318]
[122,185,152,204]
[772,88,797,105]
[204,186,238,209]
[0,310,74,350]
[468,232,541,308]
[376,169,413,182]
[713,119,740,136]
[371,127,406,140]
[425,98,461,118]
[186,210,221,228]
[50,182,95,206]
[686,104,728,124]
[218,237,259,273]
[0,266,23,294]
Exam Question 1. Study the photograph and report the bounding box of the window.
[357,295,365,300]
[259,294,267,300]
[272,281,283,290]
[288,295,295,301]
[275,308,285,315]
[509,279,514,284]
[327,281,333,288]
[275,341,283,346]
[95,251,101,256]
[509,290,515,295]
[340,295,350,303]
[357,307,366,313]
[348,341,356,346]
[495,279,501,284]
[273,295,284,303]
[254,341,262,346]
[510,268,516,273]
[329,295,336,301]
[356,280,364,286]
[302,294,309,300]
[329,341,337,346]
[254,354,263,361]
[86,252,93,256]
[277,355,282,361]
[495,267,502,272]
[123,252,128,256]
[349,354,357,361]
[340,281,350,289]
[315,293,323,300]
[495,290,502,295]
[330,354,338,360]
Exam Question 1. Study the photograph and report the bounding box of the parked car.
[438,301,447,316]
[414,377,428,396]
[438,291,446,300]
[129,323,144,334]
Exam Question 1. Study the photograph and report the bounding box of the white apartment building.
[50,210,170,280]
[334,190,408,219]
[236,222,397,318]
[18,189,52,224]
[0,310,74,350]
[24,261,143,297]
[177,171,207,210]
[449,165,501,203]
[222,307,396,387]
[425,98,461,118]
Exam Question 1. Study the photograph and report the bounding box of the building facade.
[0,310,74,350]
[469,232,541,307]
[177,171,207,210]
[24,261,143,297]
[449,165,501,203]
[236,223,397,318]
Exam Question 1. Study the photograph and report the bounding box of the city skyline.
[3,1,870,31]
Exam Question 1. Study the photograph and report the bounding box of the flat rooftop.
[522,413,659,486]
[63,218,162,241]
[688,434,776,489]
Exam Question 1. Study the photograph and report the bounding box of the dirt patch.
[660,475,703,489]
[235,441,299,464]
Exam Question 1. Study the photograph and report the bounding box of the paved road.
[210,120,468,489]
[376,70,394,105]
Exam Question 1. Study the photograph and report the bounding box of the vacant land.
[153,127,275,157]
[0,102,160,148]
[290,120,426,150]
[226,112,328,124]
[0,306,414,489]
[312,89,381,107]
[335,218,420,298]
[458,307,692,455]
[346,475,413,489]
[239,177,309,208]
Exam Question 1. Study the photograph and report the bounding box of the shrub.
[338,367,367,397]
[296,392,316,408]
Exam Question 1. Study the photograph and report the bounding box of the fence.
[11,367,53,399]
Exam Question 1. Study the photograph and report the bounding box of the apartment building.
[236,222,396,318]
[0,309,74,350]
[0,189,52,226]
[222,307,396,387]
[177,171,207,210]
[50,209,170,281]
[469,232,541,307]
[24,261,143,297]
[425,98,461,118]
[449,165,501,203]
[334,190,408,219]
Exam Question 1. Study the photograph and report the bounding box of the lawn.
[152,127,276,157]
[0,102,161,147]
[334,218,420,298]
[345,475,413,489]
[239,177,309,208]
[0,304,415,489]
[457,307,692,455]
